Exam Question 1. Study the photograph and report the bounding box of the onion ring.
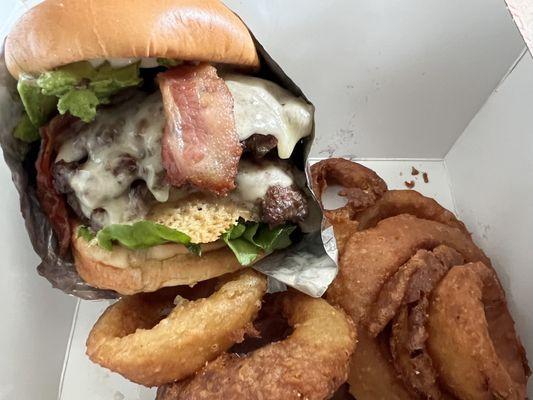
[427,262,529,399]
[311,158,387,223]
[311,158,387,249]
[327,214,490,326]
[312,159,529,399]
[347,329,413,400]
[86,269,266,387]
[310,159,468,250]
[156,292,357,400]
[353,190,468,233]
[367,245,463,336]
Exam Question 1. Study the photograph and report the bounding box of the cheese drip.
[54,73,312,227]
[224,74,314,159]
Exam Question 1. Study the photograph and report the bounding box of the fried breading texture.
[157,292,357,400]
[347,329,413,400]
[353,190,468,233]
[428,262,529,399]
[86,269,266,387]
[312,159,529,400]
[327,214,490,326]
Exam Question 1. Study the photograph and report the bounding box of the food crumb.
[399,172,403,176]
[422,172,429,183]
[411,167,419,176]
[404,180,415,189]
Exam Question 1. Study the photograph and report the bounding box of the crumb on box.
[411,167,419,176]
[404,180,415,189]
[423,172,429,183]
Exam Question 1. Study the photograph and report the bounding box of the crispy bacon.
[36,116,76,255]
[159,64,242,195]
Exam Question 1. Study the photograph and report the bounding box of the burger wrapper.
[0,35,339,299]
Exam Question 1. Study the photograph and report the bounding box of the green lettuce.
[17,75,57,128]
[77,226,96,242]
[57,89,100,123]
[157,58,181,68]
[88,62,143,102]
[77,220,295,266]
[16,61,142,125]
[13,113,40,143]
[37,61,96,96]
[222,221,296,266]
[95,221,196,253]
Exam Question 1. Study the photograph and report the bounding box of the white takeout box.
[0,1,532,399]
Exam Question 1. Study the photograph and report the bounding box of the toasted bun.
[5,0,259,78]
[71,191,258,294]
[73,235,247,295]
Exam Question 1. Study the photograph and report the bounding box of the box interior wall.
[0,1,530,399]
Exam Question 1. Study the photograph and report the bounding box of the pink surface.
[506,0,533,52]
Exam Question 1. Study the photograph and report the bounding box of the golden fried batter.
[86,270,266,386]
[157,292,356,400]
[428,262,529,399]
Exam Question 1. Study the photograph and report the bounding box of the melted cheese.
[55,73,312,228]
[232,160,294,205]
[56,93,169,226]
[224,74,314,159]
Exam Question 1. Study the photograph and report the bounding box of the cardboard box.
[0,1,531,398]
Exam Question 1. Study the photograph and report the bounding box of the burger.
[4,0,315,295]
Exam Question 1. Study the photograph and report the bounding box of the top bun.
[5,0,260,78]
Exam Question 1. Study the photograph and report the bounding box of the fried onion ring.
[312,159,529,399]
[347,329,413,400]
[353,190,468,233]
[310,159,468,249]
[311,158,387,223]
[86,269,266,387]
[156,292,357,400]
[311,158,387,249]
[327,214,490,325]
[427,262,529,399]
[384,247,463,399]
[342,243,472,400]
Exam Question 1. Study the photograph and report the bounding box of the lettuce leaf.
[37,61,96,96]
[96,221,193,251]
[16,61,142,130]
[13,113,40,143]
[157,58,181,68]
[89,62,142,102]
[222,221,296,266]
[57,89,100,122]
[77,219,294,265]
[77,226,95,242]
[17,75,58,127]
[254,224,297,252]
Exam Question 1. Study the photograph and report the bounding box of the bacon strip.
[159,64,242,195]
[36,116,75,255]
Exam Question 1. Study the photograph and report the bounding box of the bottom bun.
[73,235,245,295]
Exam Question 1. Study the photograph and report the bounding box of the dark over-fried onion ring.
[156,292,357,400]
[310,158,387,249]
[86,269,266,387]
[310,159,468,250]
